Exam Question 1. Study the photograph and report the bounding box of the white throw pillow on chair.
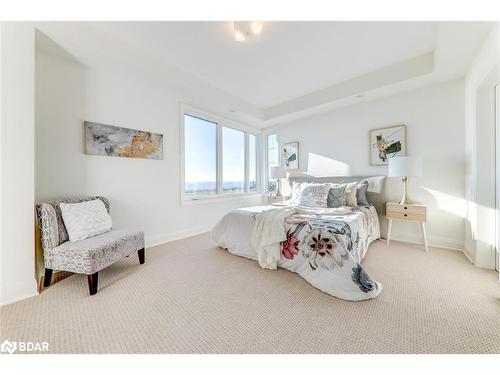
[60,199,112,242]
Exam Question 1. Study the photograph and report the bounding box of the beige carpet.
[1,233,499,354]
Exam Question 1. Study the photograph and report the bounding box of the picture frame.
[369,124,407,166]
[282,141,299,169]
[84,121,164,160]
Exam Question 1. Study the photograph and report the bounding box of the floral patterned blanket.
[212,205,382,301]
[276,206,382,300]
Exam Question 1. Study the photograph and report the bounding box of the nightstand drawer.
[386,211,426,222]
[386,203,426,215]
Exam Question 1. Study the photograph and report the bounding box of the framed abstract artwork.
[282,141,299,169]
[369,125,406,165]
[84,121,163,160]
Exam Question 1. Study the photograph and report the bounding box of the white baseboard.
[145,225,213,248]
[426,234,464,251]
[462,248,474,264]
[384,234,464,251]
[0,278,38,306]
[462,241,496,269]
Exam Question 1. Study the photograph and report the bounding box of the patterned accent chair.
[36,196,145,295]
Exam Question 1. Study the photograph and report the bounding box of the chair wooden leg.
[138,248,145,264]
[87,272,98,295]
[43,268,53,288]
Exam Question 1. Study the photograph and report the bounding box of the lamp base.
[275,179,283,197]
[399,177,413,205]
[399,195,413,205]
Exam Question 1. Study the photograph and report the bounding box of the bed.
[211,176,386,301]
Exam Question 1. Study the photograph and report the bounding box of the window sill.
[181,192,263,206]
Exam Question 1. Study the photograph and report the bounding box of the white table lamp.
[388,156,422,205]
[270,166,287,196]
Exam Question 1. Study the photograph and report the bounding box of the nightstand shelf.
[386,202,428,252]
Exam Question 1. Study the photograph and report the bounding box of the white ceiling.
[92,21,439,108]
[36,21,494,127]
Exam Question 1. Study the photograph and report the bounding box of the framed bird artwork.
[282,141,299,169]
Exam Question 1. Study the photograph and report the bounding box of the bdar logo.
[0,340,17,354]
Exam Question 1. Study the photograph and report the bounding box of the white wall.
[0,23,38,305]
[35,49,263,248]
[273,79,466,250]
[464,24,500,269]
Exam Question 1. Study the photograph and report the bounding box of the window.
[182,109,260,200]
[222,127,245,193]
[248,134,257,192]
[267,134,279,193]
[184,114,217,197]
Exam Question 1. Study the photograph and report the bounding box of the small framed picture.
[282,141,299,169]
[369,125,406,165]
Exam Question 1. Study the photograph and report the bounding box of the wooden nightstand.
[386,202,428,252]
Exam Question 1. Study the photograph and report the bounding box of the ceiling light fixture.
[232,21,264,43]
[234,30,246,43]
[249,22,264,36]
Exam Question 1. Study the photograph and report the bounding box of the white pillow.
[299,184,330,207]
[60,199,112,242]
[290,182,306,205]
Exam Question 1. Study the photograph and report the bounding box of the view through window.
[267,134,279,193]
[183,112,259,199]
[249,134,257,192]
[222,126,245,193]
[184,114,217,197]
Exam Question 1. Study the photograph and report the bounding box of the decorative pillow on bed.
[326,184,346,208]
[59,199,112,242]
[345,182,358,207]
[356,180,370,206]
[290,181,305,204]
[299,184,330,207]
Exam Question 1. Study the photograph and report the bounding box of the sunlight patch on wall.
[306,153,351,177]
[422,187,467,218]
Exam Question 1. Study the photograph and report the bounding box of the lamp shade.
[388,156,422,177]
[270,166,287,179]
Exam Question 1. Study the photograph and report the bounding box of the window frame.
[180,104,261,204]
